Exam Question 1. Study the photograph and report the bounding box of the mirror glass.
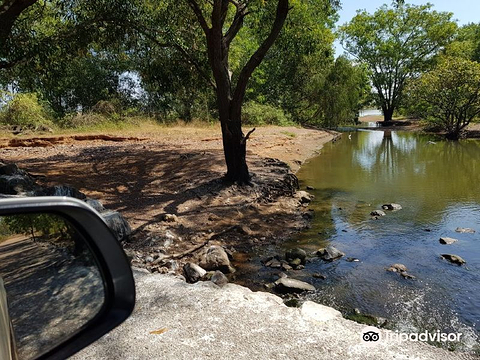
[0,213,105,360]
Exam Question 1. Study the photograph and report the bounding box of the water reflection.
[295,131,480,352]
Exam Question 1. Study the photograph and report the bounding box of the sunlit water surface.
[292,130,480,352]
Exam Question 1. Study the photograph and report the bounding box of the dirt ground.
[0,125,336,275]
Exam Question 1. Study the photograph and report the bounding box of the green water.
[293,130,480,352]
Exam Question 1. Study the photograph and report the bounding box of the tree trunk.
[220,114,250,184]
[383,107,394,122]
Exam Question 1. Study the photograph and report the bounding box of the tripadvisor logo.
[361,326,463,345]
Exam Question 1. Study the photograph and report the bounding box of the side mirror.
[0,197,135,360]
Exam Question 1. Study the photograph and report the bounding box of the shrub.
[0,93,53,128]
[62,112,108,128]
[242,102,293,126]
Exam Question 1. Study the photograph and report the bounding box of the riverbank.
[73,268,476,360]
[0,125,336,275]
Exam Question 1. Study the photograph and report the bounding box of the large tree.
[186,0,290,184]
[340,3,456,122]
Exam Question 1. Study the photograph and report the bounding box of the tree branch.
[187,0,210,34]
[223,2,248,49]
[133,25,216,91]
[241,127,256,144]
[231,0,289,114]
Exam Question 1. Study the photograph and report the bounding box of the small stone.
[145,256,154,263]
[211,271,229,287]
[289,258,302,266]
[295,265,305,270]
[441,254,466,265]
[306,186,315,190]
[312,273,326,279]
[400,272,416,280]
[277,272,288,279]
[265,259,282,268]
[302,212,314,220]
[439,237,458,245]
[162,214,178,222]
[345,257,360,262]
[281,263,292,271]
[382,203,402,211]
[183,263,207,283]
[370,210,386,217]
[455,227,475,234]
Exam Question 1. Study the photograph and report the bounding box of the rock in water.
[285,248,307,265]
[439,237,458,245]
[316,245,345,261]
[370,210,386,217]
[382,203,402,210]
[455,227,475,234]
[197,245,235,273]
[441,254,466,265]
[274,278,315,293]
[386,264,408,273]
[183,263,207,283]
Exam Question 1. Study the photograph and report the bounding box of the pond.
[292,130,480,352]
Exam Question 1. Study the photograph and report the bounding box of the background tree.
[443,23,480,62]
[340,3,456,123]
[409,57,480,139]
[314,56,370,128]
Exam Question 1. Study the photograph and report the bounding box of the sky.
[334,0,480,56]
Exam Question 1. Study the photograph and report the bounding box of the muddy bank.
[0,125,336,279]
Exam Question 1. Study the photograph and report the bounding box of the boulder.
[210,271,229,287]
[370,210,386,217]
[42,185,87,199]
[285,248,307,265]
[441,254,466,265]
[101,211,132,242]
[0,174,36,195]
[197,245,235,273]
[382,203,402,211]
[183,263,207,283]
[439,237,458,245]
[296,191,313,204]
[85,198,106,212]
[316,245,345,261]
[455,227,475,234]
[274,278,315,293]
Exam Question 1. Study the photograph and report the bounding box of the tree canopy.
[409,56,480,139]
[340,3,456,122]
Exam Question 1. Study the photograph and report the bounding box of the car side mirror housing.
[0,197,135,360]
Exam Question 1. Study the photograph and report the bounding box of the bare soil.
[0,125,336,275]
